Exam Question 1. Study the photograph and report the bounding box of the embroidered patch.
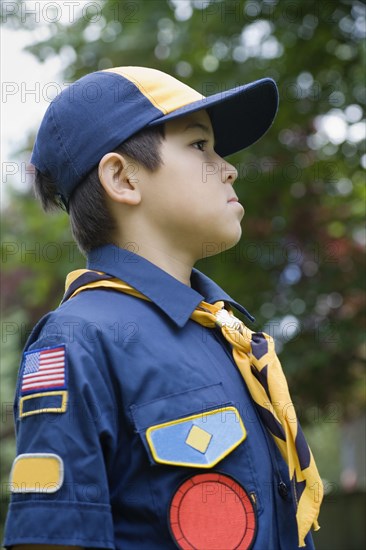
[20,345,67,395]
[10,453,64,493]
[19,390,68,419]
[169,473,257,550]
[185,425,212,454]
[146,406,246,468]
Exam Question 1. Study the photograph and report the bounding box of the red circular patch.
[169,473,257,550]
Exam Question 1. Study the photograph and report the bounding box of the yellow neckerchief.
[63,269,323,547]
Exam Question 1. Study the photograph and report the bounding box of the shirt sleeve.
[3,328,117,548]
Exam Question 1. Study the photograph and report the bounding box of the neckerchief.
[62,269,323,547]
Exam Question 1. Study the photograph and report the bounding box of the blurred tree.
[1,0,365,533]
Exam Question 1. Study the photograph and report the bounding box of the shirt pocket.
[130,382,246,468]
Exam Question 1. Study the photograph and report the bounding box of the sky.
[1,28,60,171]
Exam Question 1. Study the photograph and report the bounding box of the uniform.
[4,244,315,549]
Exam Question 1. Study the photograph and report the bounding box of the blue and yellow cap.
[31,66,278,208]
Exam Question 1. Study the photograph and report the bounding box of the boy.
[4,67,322,549]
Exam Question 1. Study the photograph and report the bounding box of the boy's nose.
[222,159,238,185]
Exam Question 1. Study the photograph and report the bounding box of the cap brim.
[148,78,278,157]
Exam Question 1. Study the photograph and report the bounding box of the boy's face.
[137,109,244,261]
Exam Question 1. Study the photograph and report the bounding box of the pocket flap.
[146,406,246,468]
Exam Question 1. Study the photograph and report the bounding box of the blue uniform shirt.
[4,244,315,549]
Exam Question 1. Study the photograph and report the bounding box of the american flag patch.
[21,345,67,395]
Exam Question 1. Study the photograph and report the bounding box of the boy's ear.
[98,152,141,206]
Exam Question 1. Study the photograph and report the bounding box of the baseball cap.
[31,66,279,209]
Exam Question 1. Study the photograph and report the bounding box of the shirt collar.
[87,244,254,327]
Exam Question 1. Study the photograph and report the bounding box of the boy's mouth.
[227,196,245,215]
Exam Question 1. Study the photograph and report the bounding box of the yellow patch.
[10,453,64,493]
[185,425,212,453]
[103,66,204,114]
[19,390,68,419]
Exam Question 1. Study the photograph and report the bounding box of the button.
[278,481,288,500]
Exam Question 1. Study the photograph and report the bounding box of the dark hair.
[33,124,165,255]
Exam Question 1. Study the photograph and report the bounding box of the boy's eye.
[192,140,208,151]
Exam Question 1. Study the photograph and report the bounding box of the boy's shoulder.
[24,287,149,354]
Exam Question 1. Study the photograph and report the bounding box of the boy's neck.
[116,241,194,287]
